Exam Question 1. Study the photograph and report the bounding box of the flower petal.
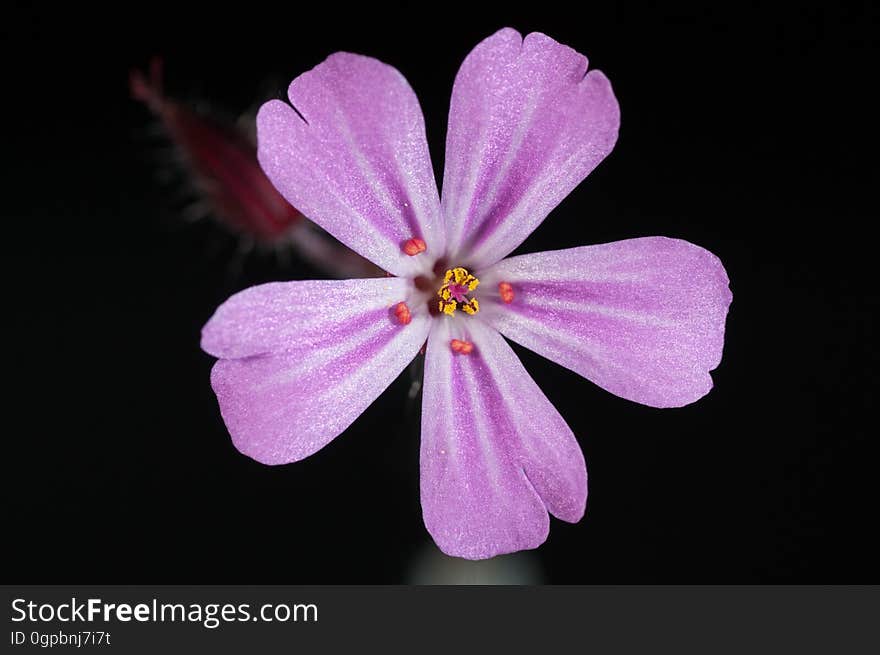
[257,53,443,277]
[201,277,412,359]
[441,28,620,268]
[480,238,733,408]
[202,278,430,464]
[420,319,587,560]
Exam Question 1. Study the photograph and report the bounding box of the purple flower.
[201,28,732,559]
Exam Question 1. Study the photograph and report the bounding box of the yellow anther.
[437,267,480,316]
[453,267,477,287]
[440,299,457,315]
[461,298,479,315]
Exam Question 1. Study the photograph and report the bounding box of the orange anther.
[450,339,474,355]
[394,302,412,325]
[498,281,515,304]
[402,237,427,256]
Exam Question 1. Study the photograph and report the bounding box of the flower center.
[437,267,480,316]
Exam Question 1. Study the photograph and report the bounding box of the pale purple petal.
[480,238,733,408]
[420,319,587,560]
[441,28,620,268]
[202,278,430,464]
[257,53,443,277]
[201,277,414,359]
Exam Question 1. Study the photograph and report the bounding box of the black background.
[4,2,877,582]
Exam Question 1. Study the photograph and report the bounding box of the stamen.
[498,281,514,304]
[450,339,474,355]
[437,267,480,316]
[402,237,426,256]
[438,296,457,315]
[394,302,412,325]
[461,298,479,315]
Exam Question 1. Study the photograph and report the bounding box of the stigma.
[437,267,480,316]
